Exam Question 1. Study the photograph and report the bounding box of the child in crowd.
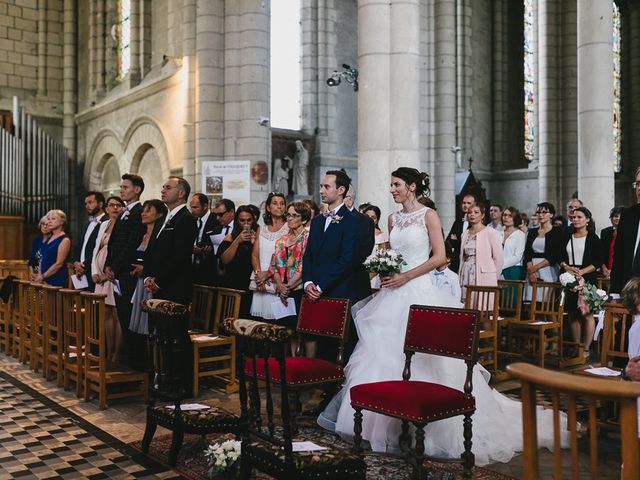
[430,241,461,300]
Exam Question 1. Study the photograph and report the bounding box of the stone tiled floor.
[0,353,625,479]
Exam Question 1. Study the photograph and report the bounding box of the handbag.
[249,271,276,294]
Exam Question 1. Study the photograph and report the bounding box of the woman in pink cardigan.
[459,203,504,312]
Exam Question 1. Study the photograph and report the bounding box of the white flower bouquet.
[364,249,407,277]
[204,439,241,479]
[559,271,579,289]
[582,284,608,314]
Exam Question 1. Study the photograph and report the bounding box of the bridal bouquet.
[559,271,580,290]
[364,249,407,277]
[204,439,241,479]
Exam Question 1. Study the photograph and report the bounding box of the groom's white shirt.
[305,202,346,294]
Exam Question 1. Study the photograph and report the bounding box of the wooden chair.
[83,292,148,409]
[60,288,85,396]
[189,284,217,333]
[0,276,14,353]
[497,279,524,323]
[507,362,640,480]
[350,306,480,480]
[226,318,366,480]
[245,296,351,422]
[191,287,243,397]
[17,280,36,366]
[141,298,240,466]
[597,276,611,295]
[0,260,29,280]
[30,283,47,373]
[464,285,500,373]
[9,276,22,357]
[507,281,578,367]
[43,285,63,385]
[599,303,631,368]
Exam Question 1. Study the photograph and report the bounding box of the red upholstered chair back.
[296,296,350,340]
[405,305,480,362]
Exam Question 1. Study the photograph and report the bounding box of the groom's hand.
[304,283,321,301]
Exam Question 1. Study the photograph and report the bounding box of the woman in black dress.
[219,205,259,317]
[559,206,602,359]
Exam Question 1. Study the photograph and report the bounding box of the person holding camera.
[189,193,220,286]
[219,206,259,317]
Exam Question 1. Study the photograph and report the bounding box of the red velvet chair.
[350,305,480,480]
[245,296,350,419]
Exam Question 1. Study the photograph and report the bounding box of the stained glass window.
[613,1,621,173]
[118,0,131,79]
[270,0,301,130]
[523,0,535,163]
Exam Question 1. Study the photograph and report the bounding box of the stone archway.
[85,130,124,191]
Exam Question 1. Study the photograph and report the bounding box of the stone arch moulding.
[85,130,124,190]
[122,116,171,180]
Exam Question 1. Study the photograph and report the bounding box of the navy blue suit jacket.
[302,205,368,303]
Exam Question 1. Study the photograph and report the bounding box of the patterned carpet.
[0,371,183,479]
[131,426,517,480]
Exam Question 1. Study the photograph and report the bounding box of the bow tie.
[323,209,337,218]
[434,271,445,276]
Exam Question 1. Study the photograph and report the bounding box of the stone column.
[358,0,421,221]
[182,0,196,187]
[128,0,141,86]
[432,0,456,229]
[37,0,47,96]
[577,0,614,231]
[537,0,561,207]
[196,0,224,185]
[95,0,106,97]
[63,0,77,227]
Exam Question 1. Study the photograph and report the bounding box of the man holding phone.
[190,193,220,285]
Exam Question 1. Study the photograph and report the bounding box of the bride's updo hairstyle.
[391,167,430,198]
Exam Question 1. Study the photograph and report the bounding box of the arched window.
[118,0,131,79]
[523,0,535,163]
[270,0,301,130]
[613,1,622,173]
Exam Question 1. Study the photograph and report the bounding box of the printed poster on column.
[201,161,251,207]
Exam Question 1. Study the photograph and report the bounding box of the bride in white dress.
[319,167,567,466]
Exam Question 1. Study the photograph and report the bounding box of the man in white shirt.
[488,204,504,232]
[72,191,106,289]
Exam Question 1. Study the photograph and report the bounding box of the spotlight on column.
[326,64,358,92]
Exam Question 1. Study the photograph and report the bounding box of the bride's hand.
[380,273,408,289]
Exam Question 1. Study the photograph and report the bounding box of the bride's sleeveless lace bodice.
[390,207,430,271]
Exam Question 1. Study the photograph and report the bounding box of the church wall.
[151,0,169,67]
[0,0,64,140]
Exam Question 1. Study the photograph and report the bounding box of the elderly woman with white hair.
[28,214,52,280]
[33,209,71,287]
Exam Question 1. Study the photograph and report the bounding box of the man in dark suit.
[105,174,147,333]
[72,191,106,290]
[144,176,198,395]
[446,192,477,273]
[611,167,640,295]
[189,193,220,286]
[344,183,375,302]
[303,170,372,360]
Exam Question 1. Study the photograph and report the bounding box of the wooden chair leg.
[353,407,363,455]
[413,423,426,480]
[192,348,199,398]
[141,416,158,453]
[462,412,474,479]
[399,419,412,454]
[168,429,184,466]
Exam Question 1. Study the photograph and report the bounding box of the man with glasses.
[611,167,640,296]
[210,199,235,255]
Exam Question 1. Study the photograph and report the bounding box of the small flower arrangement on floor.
[364,249,407,277]
[204,439,241,479]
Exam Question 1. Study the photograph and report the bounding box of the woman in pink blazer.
[459,203,504,308]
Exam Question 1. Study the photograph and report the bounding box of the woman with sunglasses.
[523,202,563,301]
[250,192,288,320]
[91,196,125,364]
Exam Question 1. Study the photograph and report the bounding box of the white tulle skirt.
[323,274,568,466]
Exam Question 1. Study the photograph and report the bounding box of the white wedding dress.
[321,206,568,466]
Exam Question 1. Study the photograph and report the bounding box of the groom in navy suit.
[303,170,374,360]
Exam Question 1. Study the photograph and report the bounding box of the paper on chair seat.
[165,403,211,411]
[292,441,328,452]
[528,321,553,325]
[193,335,220,342]
[584,367,621,377]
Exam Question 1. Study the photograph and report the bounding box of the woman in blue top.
[28,214,52,280]
[33,209,71,287]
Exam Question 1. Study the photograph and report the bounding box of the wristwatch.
[621,366,631,381]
